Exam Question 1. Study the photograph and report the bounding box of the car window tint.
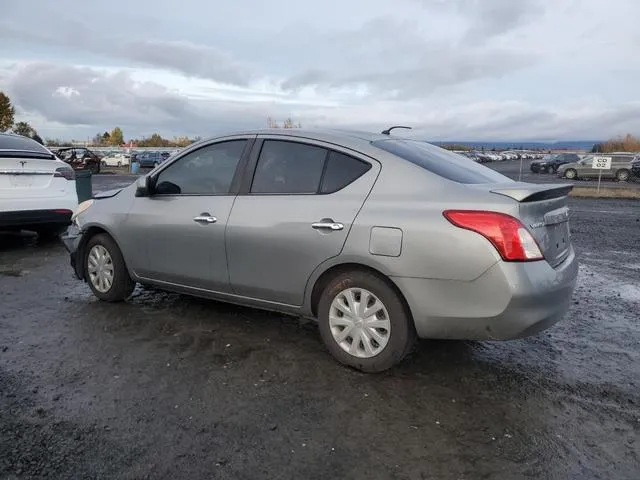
[251,140,327,194]
[0,134,51,154]
[372,139,511,184]
[154,140,246,195]
[320,151,371,193]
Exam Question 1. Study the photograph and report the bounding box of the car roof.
[205,128,398,151]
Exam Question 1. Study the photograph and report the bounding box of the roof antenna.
[381,125,412,135]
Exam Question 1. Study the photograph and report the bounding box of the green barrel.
[75,170,93,202]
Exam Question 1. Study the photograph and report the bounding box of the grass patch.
[569,187,640,199]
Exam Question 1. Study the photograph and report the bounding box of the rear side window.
[0,135,51,155]
[372,139,510,184]
[251,141,327,194]
[250,140,372,194]
[320,151,371,193]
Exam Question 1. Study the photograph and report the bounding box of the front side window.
[154,140,246,195]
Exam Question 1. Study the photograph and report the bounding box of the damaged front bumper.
[60,223,85,280]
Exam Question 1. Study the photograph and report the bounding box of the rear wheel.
[84,233,135,302]
[153,161,159,168]
[546,166,555,174]
[117,161,122,167]
[616,169,630,182]
[317,270,416,372]
[564,168,577,179]
[89,163,100,174]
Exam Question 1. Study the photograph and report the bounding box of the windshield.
[372,139,512,184]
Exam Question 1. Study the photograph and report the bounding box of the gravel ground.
[1,175,639,479]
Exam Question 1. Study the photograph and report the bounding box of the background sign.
[592,156,612,169]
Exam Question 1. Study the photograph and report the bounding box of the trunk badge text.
[19,161,27,167]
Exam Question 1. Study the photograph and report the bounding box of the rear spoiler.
[489,183,573,202]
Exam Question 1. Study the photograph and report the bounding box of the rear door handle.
[312,221,344,231]
[193,214,217,224]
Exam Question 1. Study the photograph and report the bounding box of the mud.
[1,193,638,479]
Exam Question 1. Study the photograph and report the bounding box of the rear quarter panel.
[337,159,516,281]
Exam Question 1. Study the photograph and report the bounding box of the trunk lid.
[489,183,573,267]
[0,154,61,197]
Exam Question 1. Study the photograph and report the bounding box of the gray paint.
[369,227,403,257]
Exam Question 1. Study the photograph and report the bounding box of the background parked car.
[530,153,580,174]
[101,153,130,167]
[557,154,636,181]
[54,147,101,174]
[132,152,168,168]
[0,133,78,237]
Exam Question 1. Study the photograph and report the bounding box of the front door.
[125,138,249,291]
[226,137,380,306]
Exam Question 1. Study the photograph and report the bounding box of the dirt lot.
[1,176,639,479]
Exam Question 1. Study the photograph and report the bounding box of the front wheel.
[84,233,135,302]
[564,168,577,179]
[317,271,416,373]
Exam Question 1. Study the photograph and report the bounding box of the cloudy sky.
[1,0,639,141]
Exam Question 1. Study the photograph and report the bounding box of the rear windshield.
[0,135,51,155]
[372,139,511,184]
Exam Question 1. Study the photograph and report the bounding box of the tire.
[615,169,630,182]
[153,162,159,168]
[117,161,122,167]
[564,168,577,179]
[89,163,100,174]
[317,270,416,373]
[547,166,556,174]
[84,233,135,302]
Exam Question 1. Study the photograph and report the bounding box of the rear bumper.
[392,247,579,340]
[0,209,74,229]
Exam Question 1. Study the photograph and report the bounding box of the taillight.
[54,167,75,180]
[443,210,543,262]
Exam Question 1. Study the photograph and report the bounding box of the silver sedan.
[62,129,578,372]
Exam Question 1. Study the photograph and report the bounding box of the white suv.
[0,133,78,237]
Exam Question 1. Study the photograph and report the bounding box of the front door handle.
[193,213,217,224]
[312,221,344,231]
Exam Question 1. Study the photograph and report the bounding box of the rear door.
[124,137,252,291]
[226,136,380,306]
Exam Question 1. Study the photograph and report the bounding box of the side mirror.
[135,176,152,197]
